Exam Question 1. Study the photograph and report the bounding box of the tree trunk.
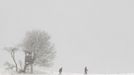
[23,64,27,73]
[11,51,18,72]
[13,57,18,72]
[31,64,33,73]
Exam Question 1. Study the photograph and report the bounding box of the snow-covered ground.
[1,71,134,75]
[0,68,134,75]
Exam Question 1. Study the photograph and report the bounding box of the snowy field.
[0,68,134,75]
[1,72,134,75]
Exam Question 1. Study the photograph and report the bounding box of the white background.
[0,0,134,74]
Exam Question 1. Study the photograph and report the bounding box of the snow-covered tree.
[22,30,56,73]
[4,47,18,72]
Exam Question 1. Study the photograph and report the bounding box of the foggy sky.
[0,0,134,74]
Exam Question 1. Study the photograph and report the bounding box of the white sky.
[0,0,134,74]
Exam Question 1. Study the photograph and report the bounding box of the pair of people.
[58,66,88,75]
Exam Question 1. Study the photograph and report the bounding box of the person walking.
[84,66,88,75]
[59,67,63,75]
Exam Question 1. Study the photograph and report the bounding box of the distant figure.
[59,67,63,75]
[84,66,88,75]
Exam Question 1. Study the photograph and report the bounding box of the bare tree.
[4,47,18,72]
[22,30,56,73]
